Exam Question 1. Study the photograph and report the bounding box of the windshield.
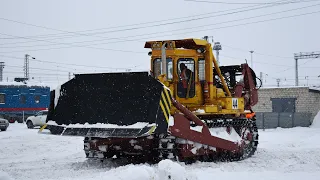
[153,58,173,80]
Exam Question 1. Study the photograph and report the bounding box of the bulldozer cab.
[145,39,211,106]
[145,38,258,115]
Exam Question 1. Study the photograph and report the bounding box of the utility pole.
[68,72,71,80]
[249,50,254,68]
[24,54,29,79]
[294,52,320,86]
[295,57,298,86]
[213,42,222,65]
[24,54,35,80]
[276,78,281,87]
[0,62,4,82]
[305,76,309,86]
[260,72,263,87]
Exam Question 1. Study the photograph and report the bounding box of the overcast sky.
[0,0,319,88]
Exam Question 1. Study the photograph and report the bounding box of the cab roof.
[144,38,208,50]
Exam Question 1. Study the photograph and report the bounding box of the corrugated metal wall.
[255,112,312,129]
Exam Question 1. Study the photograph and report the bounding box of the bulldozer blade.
[41,124,156,138]
[43,71,170,137]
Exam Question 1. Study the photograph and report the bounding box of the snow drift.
[0,172,14,180]
[2,123,320,180]
[311,111,320,128]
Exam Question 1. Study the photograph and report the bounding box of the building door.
[271,98,296,112]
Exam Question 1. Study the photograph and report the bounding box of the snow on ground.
[311,111,320,128]
[1,123,320,180]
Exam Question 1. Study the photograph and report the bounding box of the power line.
[4,65,76,73]
[184,0,320,4]
[221,54,320,69]
[0,0,303,45]
[6,64,101,73]
[0,55,145,70]
[0,0,290,41]
[1,9,319,55]
[223,45,292,59]
[0,32,146,54]
[3,71,69,76]
[2,2,319,50]
[274,57,318,73]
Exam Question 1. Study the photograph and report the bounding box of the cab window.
[153,58,173,80]
[198,58,205,81]
[177,58,195,98]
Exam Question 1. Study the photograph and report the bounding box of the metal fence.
[255,112,312,129]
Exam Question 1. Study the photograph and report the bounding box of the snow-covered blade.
[41,123,156,138]
[44,72,169,136]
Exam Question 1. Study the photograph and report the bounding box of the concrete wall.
[252,87,320,126]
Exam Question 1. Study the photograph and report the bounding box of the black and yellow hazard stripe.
[159,88,172,123]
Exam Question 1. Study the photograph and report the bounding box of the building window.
[34,95,40,104]
[0,94,5,104]
[271,98,296,112]
[20,95,26,104]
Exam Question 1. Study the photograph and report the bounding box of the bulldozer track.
[83,118,258,164]
[157,117,259,163]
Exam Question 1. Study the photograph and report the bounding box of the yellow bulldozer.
[39,37,260,164]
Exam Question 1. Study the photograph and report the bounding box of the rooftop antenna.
[202,36,214,43]
[213,42,222,65]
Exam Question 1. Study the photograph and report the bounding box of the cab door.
[175,58,198,104]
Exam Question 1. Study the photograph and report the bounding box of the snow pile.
[310,85,320,91]
[54,85,61,108]
[47,120,155,129]
[190,126,242,143]
[311,111,320,128]
[158,159,192,180]
[103,164,157,180]
[168,116,174,126]
[0,80,50,88]
[0,171,14,180]
[87,160,196,180]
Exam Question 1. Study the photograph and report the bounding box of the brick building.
[252,86,320,128]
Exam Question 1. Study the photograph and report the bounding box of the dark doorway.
[271,98,296,112]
